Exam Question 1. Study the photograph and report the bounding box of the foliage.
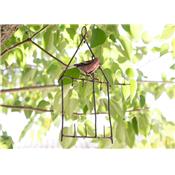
[0,24,175,148]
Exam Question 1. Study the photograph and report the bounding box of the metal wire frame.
[60,76,113,141]
[60,26,113,143]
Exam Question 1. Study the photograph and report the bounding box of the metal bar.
[92,73,97,137]
[74,123,76,137]
[31,40,67,67]
[107,82,113,144]
[63,135,111,139]
[83,37,95,58]
[85,124,87,137]
[99,66,109,83]
[61,80,64,141]
[72,78,74,86]
[103,126,105,138]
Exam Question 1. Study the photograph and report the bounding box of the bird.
[74,57,100,75]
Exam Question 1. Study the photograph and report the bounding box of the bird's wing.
[74,60,93,67]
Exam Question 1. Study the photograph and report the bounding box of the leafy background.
[0,24,175,148]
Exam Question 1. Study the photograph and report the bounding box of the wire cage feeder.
[59,26,113,143]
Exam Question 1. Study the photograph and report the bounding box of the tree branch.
[0,78,130,94]
[0,25,20,46]
[1,78,175,94]
[30,25,49,39]
[0,84,59,94]
[126,107,150,112]
[0,104,150,114]
[0,38,31,57]
[0,25,48,57]
[0,104,53,113]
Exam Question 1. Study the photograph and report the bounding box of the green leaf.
[119,35,132,60]
[118,56,128,63]
[24,110,33,118]
[90,27,107,48]
[53,86,71,114]
[0,135,13,149]
[103,68,113,84]
[37,100,50,108]
[47,61,62,78]
[43,27,54,52]
[122,86,130,100]
[140,95,145,107]
[109,34,116,42]
[130,25,143,40]
[77,124,86,136]
[85,120,95,136]
[60,126,77,148]
[142,32,152,44]
[64,97,79,116]
[154,84,165,99]
[66,25,78,40]
[64,68,80,78]
[83,104,88,114]
[111,99,124,119]
[115,120,125,143]
[125,122,135,148]
[138,115,150,137]
[121,25,130,34]
[166,86,175,99]
[160,25,175,40]
[130,79,137,101]
[152,47,160,53]
[19,117,34,141]
[170,64,175,70]
[21,67,36,84]
[59,68,80,85]
[160,43,169,56]
[132,117,139,135]
[126,68,135,79]
[172,38,175,58]
[16,48,24,67]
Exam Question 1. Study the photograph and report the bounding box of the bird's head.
[94,57,100,65]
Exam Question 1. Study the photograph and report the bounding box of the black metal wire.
[107,81,113,143]
[74,123,76,137]
[63,135,111,139]
[92,73,97,137]
[103,126,105,138]
[61,79,64,141]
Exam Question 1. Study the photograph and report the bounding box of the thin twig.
[30,25,49,39]
[126,107,150,112]
[0,84,59,94]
